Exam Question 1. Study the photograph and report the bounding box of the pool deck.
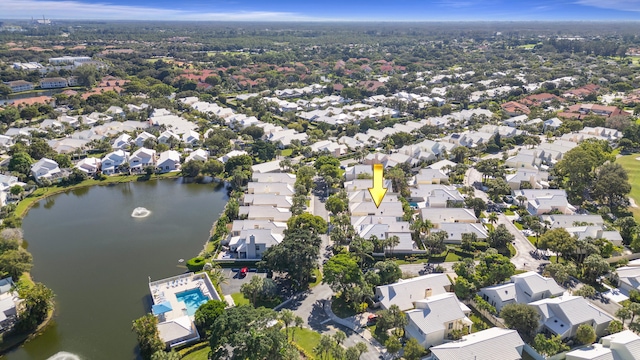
[149,272,220,322]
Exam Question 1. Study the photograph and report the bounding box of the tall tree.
[132,314,165,360]
[591,163,631,211]
[500,303,540,338]
[575,324,596,345]
[260,228,321,287]
[539,228,577,263]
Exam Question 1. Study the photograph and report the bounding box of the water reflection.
[70,187,90,198]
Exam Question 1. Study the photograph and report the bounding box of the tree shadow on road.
[308,301,331,331]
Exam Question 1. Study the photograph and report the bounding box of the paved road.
[496,213,546,272]
[465,168,546,272]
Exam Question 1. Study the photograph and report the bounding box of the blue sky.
[4,0,640,21]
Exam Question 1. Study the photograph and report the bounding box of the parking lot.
[219,268,267,295]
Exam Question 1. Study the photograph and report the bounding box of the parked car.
[239,267,248,277]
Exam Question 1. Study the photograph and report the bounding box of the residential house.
[112,133,132,150]
[505,150,542,170]
[39,119,64,133]
[31,158,62,182]
[158,130,181,145]
[414,168,448,185]
[134,131,157,148]
[129,148,157,171]
[505,169,549,191]
[0,277,20,330]
[106,106,125,117]
[75,157,101,175]
[247,182,294,196]
[157,150,181,173]
[345,165,374,181]
[349,200,405,218]
[432,223,489,244]
[242,194,293,209]
[217,150,248,164]
[40,77,68,89]
[501,101,531,116]
[567,103,630,118]
[239,206,291,222]
[410,184,465,208]
[513,189,576,216]
[405,293,473,348]
[613,266,640,295]
[101,150,130,175]
[228,229,283,259]
[529,295,613,339]
[352,215,414,251]
[374,273,453,311]
[429,327,525,360]
[251,160,281,174]
[566,330,640,360]
[228,219,287,238]
[565,225,623,246]
[252,173,296,184]
[5,80,33,93]
[182,130,200,146]
[185,149,208,162]
[541,214,605,229]
[479,271,565,312]
[420,208,477,226]
[544,118,563,131]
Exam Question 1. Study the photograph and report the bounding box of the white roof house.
[530,294,613,339]
[252,173,296,184]
[421,208,477,225]
[101,150,130,175]
[75,157,101,175]
[505,169,549,191]
[615,266,640,295]
[31,158,62,182]
[129,148,157,170]
[374,273,452,311]
[242,194,293,209]
[158,130,181,145]
[415,168,449,185]
[185,149,208,162]
[432,223,489,244]
[157,150,181,173]
[566,330,640,360]
[405,293,473,349]
[228,229,283,259]
[229,219,288,237]
[429,327,525,360]
[542,214,605,229]
[247,182,294,196]
[479,271,565,312]
[134,131,156,148]
[410,184,464,207]
[182,130,200,145]
[251,160,281,174]
[217,150,248,164]
[112,133,132,150]
[239,206,291,222]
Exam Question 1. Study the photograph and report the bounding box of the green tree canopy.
[500,303,540,338]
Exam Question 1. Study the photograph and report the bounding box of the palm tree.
[314,334,335,360]
[487,212,499,227]
[386,235,400,256]
[516,195,527,208]
[292,315,303,342]
[279,309,296,340]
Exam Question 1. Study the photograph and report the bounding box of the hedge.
[186,257,206,272]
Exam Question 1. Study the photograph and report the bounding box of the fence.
[463,298,507,329]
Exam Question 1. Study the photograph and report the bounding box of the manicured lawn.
[281,149,293,157]
[292,327,327,359]
[504,209,515,216]
[231,292,250,306]
[180,343,211,360]
[445,252,462,262]
[309,268,323,288]
[331,295,357,319]
[616,154,640,219]
[527,236,537,246]
[230,292,281,308]
[514,222,524,230]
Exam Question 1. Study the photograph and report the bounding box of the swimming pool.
[175,288,210,316]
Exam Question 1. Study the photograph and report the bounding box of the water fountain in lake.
[47,352,81,360]
[131,207,151,218]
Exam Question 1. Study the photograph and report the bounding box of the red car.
[239,267,248,277]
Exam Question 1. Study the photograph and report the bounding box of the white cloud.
[576,0,640,12]
[1,0,335,21]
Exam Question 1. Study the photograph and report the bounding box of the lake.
[3,179,228,360]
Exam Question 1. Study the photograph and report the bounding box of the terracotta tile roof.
[501,101,531,115]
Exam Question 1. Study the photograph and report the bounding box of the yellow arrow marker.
[368,163,388,208]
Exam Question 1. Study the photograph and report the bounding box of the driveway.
[219,268,266,295]
[495,213,546,272]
